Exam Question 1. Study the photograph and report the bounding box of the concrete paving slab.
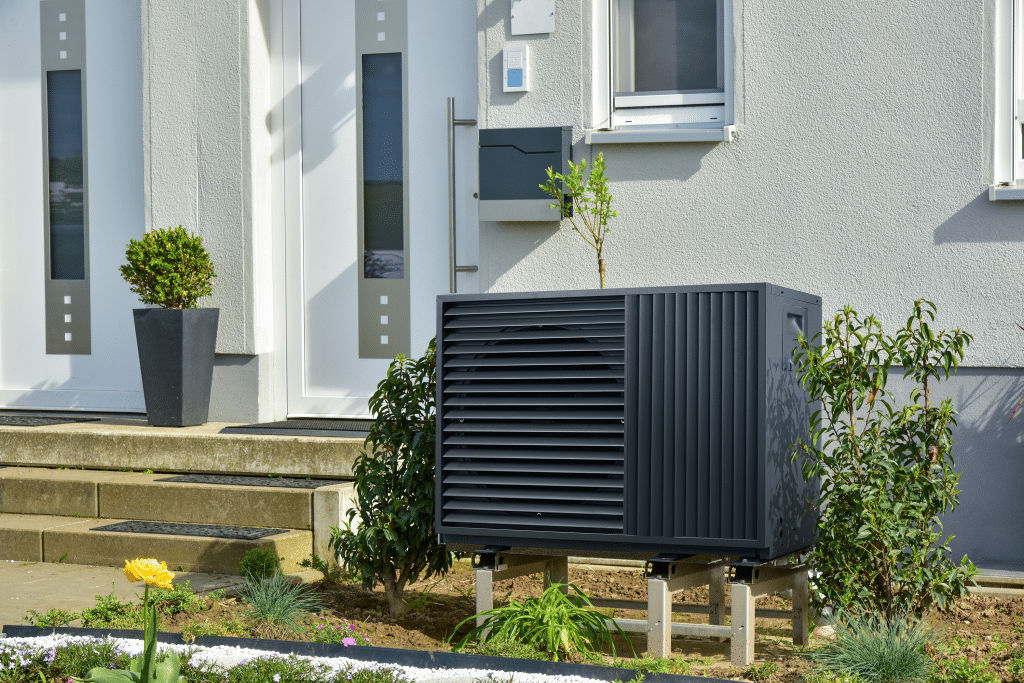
[0,513,94,562]
[0,467,128,517]
[0,560,245,628]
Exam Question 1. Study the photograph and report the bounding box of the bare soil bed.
[154,560,1023,682]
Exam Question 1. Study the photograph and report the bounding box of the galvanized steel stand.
[471,549,810,667]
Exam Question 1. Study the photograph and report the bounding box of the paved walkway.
[0,560,244,629]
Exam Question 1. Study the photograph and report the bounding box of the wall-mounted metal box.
[479,126,571,222]
[435,283,822,561]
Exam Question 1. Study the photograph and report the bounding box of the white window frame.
[992,0,1024,198]
[588,0,735,144]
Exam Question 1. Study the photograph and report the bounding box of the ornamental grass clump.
[75,558,187,683]
[120,225,216,309]
[808,611,939,683]
[239,569,325,637]
[450,581,632,662]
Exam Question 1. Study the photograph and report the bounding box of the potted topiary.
[120,225,218,427]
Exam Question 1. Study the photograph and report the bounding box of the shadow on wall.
[886,367,1024,571]
[934,190,1024,243]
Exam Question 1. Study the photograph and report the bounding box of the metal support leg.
[648,577,672,658]
[543,556,569,594]
[475,568,494,629]
[730,581,755,667]
[709,564,726,641]
[792,567,809,646]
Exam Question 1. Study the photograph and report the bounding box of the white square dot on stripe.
[64,332,72,341]
[60,51,67,59]
[64,314,72,323]
[64,296,71,304]
[60,32,67,40]
[380,295,388,305]
[380,335,389,344]
[380,315,388,325]
[378,12,385,20]
[377,32,385,41]
[59,13,66,20]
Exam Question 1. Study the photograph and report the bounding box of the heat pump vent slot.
[439,296,626,535]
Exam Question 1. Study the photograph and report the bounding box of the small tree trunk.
[382,576,407,617]
[598,257,606,289]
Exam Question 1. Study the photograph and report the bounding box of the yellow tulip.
[123,558,175,589]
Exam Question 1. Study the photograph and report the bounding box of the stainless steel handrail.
[448,97,478,293]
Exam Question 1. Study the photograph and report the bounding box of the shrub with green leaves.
[809,611,939,683]
[792,299,977,620]
[928,659,999,683]
[539,153,617,288]
[239,547,284,581]
[120,225,216,309]
[450,581,631,661]
[329,338,452,617]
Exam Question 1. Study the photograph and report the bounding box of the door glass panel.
[362,52,404,279]
[46,69,86,281]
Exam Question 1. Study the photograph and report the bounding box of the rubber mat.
[0,415,101,427]
[90,520,287,540]
[219,418,372,437]
[156,473,346,489]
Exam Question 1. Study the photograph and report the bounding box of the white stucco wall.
[141,0,275,358]
[476,0,1024,569]
[478,0,1024,369]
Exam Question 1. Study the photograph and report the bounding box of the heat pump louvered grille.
[440,296,626,534]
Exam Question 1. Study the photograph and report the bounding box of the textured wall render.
[476,0,1024,568]
[142,0,274,357]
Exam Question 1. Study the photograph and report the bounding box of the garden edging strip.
[1,625,729,683]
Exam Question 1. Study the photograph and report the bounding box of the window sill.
[989,183,1024,200]
[585,125,735,144]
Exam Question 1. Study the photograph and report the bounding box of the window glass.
[46,69,85,280]
[634,0,719,92]
[362,52,404,279]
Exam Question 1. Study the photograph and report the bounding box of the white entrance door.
[0,0,144,412]
[283,0,479,417]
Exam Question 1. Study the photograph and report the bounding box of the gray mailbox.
[479,126,572,222]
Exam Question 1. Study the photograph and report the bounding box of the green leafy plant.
[79,589,143,629]
[329,338,452,617]
[450,581,632,661]
[743,661,779,683]
[298,552,349,585]
[120,225,216,309]
[539,153,617,288]
[616,656,692,675]
[238,547,284,582]
[25,606,78,628]
[1009,648,1024,683]
[792,300,977,620]
[240,569,325,636]
[928,659,999,683]
[808,611,939,683]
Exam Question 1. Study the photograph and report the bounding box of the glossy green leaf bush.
[792,300,977,621]
[329,338,452,617]
[120,225,216,309]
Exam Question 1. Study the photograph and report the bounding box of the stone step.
[0,418,363,479]
[0,512,311,574]
[0,467,358,567]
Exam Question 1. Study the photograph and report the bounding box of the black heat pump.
[435,284,821,561]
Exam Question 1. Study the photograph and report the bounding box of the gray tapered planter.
[133,308,219,427]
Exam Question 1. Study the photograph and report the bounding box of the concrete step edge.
[0,512,312,575]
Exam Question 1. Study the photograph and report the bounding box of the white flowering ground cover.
[0,633,619,683]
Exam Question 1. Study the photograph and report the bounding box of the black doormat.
[0,414,101,427]
[156,473,346,489]
[220,418,373,437]
[91,520,287,540]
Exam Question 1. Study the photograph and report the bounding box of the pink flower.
[317,624,324,631]
[342,637,357,647]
